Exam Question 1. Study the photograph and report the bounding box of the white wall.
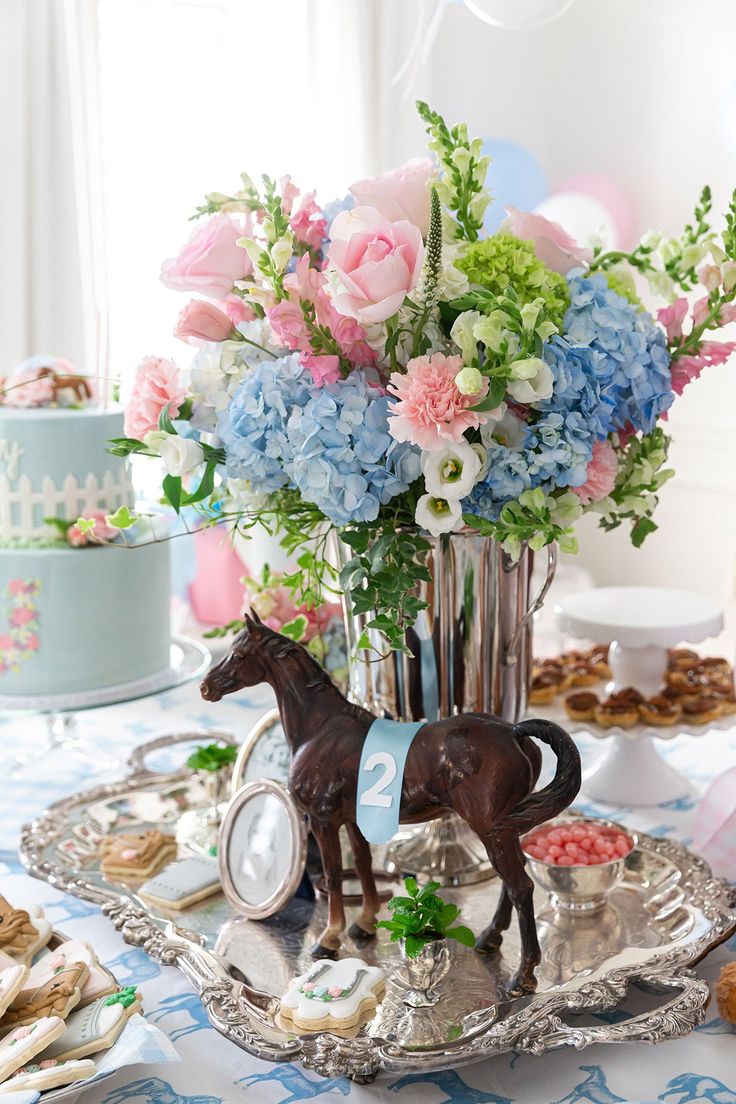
[373,0,736,601]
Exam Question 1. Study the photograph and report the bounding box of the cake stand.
[1,635,211,779]
[554,587,725,806]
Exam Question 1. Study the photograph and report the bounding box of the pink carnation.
[573,440,618,505]
[124,356,187,441]
[504,206,593,275]
[657,298,689,343]
[350,157,436,238]
[290,191,327,251]
[299,353,341,387]
[387,353,490,451]
[160,213,252,300]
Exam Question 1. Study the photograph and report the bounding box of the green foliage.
[186,743,238,772]
[596,428,674,547]
[455,233,570,327]
[416,101,490,242]
[339,519,431,655]
[377,877,476,957]
[105,505,138,530]
[464,488,582,561]
[43,516,74,538]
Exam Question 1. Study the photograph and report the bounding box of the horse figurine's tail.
[503,718,582,834]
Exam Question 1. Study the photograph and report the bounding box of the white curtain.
[0,0,105,375]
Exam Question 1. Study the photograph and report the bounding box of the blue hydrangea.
[540,335,617,440]
[286,373,420,525]
[218,354,310,492]
[563,271,673,432]
[321,194,355,238]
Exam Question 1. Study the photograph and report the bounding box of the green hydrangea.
[456,233,570,328]
[604,266,644,309]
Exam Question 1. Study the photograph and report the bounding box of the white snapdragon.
[158,435,204,476]
[271,234,294,274]
[454,365,485,395]
[506,357,554,403]
[421,441,483,500]
[722,261,736,292]
[438,243,470,299]
[450,310,481,364]
[415,493,464,537]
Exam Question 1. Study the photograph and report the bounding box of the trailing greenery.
[377,877,476,958]
[595,428,674,547]
[465,488,582,560]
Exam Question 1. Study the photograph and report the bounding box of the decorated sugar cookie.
[0,900,51,965]
[0,968,28,1022]
[100,830,177,880]
[0,1017,64,1083]
[138,855,221,912]
[24,940,116,1007]
[280,958,385,1032]
[0,1056,97,1094]
[1,960,88,1030]
[37,988,141,1063]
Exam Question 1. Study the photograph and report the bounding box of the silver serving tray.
[19,734,736,1082]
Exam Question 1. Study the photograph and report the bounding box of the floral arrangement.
[115,101,736,652]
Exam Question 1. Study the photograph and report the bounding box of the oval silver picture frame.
[230,707,290,795]
[218,779,307,920]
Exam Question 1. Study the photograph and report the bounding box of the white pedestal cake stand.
[555,587,725,806]
[0,635,211,779]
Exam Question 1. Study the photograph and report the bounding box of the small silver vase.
[399,938,451,1008]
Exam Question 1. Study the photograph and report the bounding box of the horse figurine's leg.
[476,884,513,955]
[310,821,346,958]
[345,822,380,943]
[476,830,540,995]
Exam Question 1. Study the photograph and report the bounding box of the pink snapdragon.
[504,206,593,275]
[299,353,341,386]
[267,300,311,350]
[350,157,436,237]
[669,341,736,398]
[573,440,618,505]
[124,356,187,440]
[387,352,491,451]
[174,300,238,344]
[222,294,255,326]
[160,213,252,300]
[290,192,327,252]
[326,206,424,324]
[657,298,689,343]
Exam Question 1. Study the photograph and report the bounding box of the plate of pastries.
[531,646,736,733]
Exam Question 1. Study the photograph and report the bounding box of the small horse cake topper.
[201,612,581,994]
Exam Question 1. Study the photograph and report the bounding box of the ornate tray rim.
[18,734,736,1083]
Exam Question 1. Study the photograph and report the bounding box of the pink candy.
[523,821,633,868]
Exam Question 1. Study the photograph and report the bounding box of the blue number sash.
[356,718,425,844]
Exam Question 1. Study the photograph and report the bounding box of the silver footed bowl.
[522,816,637,912]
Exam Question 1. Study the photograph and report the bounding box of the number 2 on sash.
[360,751,397,808]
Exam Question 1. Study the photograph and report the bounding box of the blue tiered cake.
[0,357,171,697]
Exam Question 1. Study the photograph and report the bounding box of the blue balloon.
[481,139,549,233]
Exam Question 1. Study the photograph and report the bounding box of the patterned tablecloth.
[1,675,735,1104]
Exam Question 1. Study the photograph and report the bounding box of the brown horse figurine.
[201,613,581,994]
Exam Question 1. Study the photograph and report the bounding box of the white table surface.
[1,641,735,1104]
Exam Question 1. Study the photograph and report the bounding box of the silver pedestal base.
[384,815,494,887]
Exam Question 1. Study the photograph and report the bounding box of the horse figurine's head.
[200,611,268,701]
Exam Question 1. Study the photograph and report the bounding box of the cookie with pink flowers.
[100,830,177,880]
[3,1056,97,1093]
[280,958,385,1032]
[22,940,117,1008]
[0,1016,64,1083]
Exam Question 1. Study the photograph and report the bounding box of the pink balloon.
[555,173,635,248]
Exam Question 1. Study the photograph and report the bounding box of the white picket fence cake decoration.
[0,470,133,539]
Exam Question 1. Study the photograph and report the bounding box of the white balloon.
[534,191,620,250]
[461,0,577,31]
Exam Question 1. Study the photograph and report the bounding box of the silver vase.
[399,938,451,1008]
[338,532,557,885]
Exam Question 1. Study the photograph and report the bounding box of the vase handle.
[504,543,558,668]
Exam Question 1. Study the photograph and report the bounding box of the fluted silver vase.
[338,532,557,885]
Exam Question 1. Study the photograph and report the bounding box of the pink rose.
[13,1026,32,1039]
[84,510,118,544]
[299,353,341,387]
[327,986,343,998]
[8,580,30,596]
[11,607,34,626]
[174,300,238,345]
[301,982,316,992]
[326,206,424,324]
[387,352,491,451]
[504,206,593,275]
[160,213,252,300]
[66,525,88,548]
[351,158,436,238]
[124,356,187,441]
[290,192,327,252]
[0,635,13,650]
[573,440,618,504]
[24,633,40,652]
[657,298,689,343]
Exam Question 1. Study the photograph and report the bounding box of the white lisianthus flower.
[455,365,485,395]
[421,441,482,500]
[415,493,464,536]
[159,435,204,477]
[450,311,481,364]
[480,410,524,450]
[142,430,169,455]
[506,357,554,403]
